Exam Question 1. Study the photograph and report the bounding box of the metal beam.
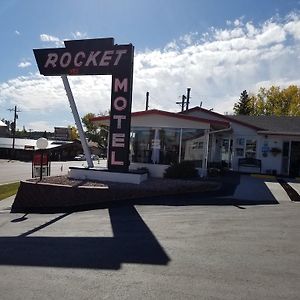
[61,75,94,168]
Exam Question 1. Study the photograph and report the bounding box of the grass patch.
[0,182,20,201]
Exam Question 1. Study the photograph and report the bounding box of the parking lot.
[0,172,300,300]
[0,159,107,184]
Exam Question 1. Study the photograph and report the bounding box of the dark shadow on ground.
[11,214,28,223]
[0,173,280,269]
[114,171,278,207]
[0,206,170,270]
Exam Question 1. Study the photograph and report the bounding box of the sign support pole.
[61,75,94,168]
[39,149,44,181]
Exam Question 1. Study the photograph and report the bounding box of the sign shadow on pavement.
[0,206,170,270]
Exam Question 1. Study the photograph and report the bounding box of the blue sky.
[1,0,300,131]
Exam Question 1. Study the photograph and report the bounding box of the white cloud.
[71,31,88,39]
[234,19,241,27]
[2,12,300,130]
[40,33,59,42]
[14,30,20,35]
[284,14,300,40]
[40,33,63,46]
[27,121,54,132]
[18,61,31,68]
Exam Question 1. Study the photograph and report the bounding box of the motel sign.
[34,38,134,172]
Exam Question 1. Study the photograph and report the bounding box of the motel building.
[92,106,300,178]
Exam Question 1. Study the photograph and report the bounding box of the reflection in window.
[245,139,256,158]
[235,138,245,157]
[130,127,205,166]
[182,129,205,167]
[234,138,256,158]
[130,128,154,163]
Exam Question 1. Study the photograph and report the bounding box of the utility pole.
[176,87,191,111]
[176,95,186,112]
[186,88,191,111]
[7,105,21,159]
[145,91,149,111]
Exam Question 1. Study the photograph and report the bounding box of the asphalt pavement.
[0,173,300,299]
[0,159,107,184]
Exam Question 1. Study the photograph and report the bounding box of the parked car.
[74,154,85,161]
[74,154,101,161]
[91,154,100,160]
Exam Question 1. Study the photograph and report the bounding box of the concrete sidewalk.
[0,195,15,212]
[233,175,290,203]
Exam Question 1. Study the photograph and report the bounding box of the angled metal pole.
[61,75,94,168]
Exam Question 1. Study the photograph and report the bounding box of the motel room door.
[289,141,300,177]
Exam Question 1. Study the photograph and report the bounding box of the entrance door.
[290,141,300,177]
[281,141,290,176]
[221,138,233,168]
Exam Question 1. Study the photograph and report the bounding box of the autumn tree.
[233,85,300,116]
[82,112,108,150]
[68,125,79,140]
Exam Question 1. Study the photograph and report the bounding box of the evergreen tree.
[233,90,252,115]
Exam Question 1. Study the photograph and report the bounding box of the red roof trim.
[92,115,110,121]
[182,107,263,130]
[92,109,230,127]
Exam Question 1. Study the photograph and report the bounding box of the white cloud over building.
[2,12,300,129]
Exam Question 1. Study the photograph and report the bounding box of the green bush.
[164,161,199,179]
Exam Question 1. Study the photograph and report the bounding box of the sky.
[1,0,300,131]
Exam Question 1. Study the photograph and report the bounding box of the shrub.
[164,161,199,179]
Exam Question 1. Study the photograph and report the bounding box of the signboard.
[34,38,134,172]
[33,153,49,165]
[32,152,50,178]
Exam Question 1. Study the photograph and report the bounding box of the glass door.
[221,138,233,168]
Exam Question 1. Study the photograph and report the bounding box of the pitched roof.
[0,120,7,127]
[92,109,230,128]
[229,115,300,133]
[181,106,263,130]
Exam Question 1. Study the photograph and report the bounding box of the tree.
[68,125,79,140]
[282,85,300,116]
[82,112,108,150]
[233,85,300,116]
[233,90,252,115]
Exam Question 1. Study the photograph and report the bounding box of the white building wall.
[131,114,210,129]
[259,136,283,174]
[259,135,300,175]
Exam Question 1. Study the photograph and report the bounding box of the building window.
[235,138,257,158]
[159,128,181,164]
[245,139,257,158]
[235,138,245,157]
[181,129,205,167]
[130,128,154,163]
[130,127,205,166]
